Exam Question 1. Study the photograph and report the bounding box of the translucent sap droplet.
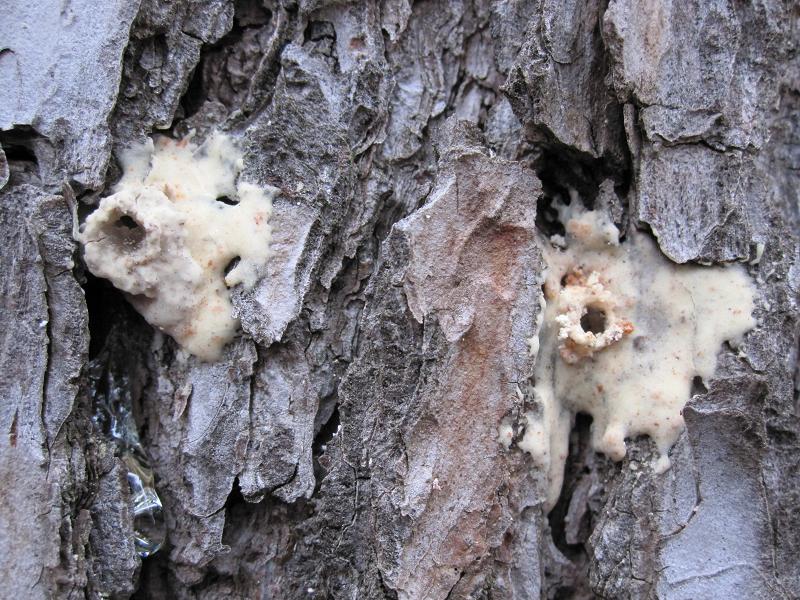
[91,359,166,558]
[123,451,166,558]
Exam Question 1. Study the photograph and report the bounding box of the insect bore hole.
[110,213,145,248]
[581,305,607,335]
[115,214,140,229]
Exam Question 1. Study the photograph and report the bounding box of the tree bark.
[1,0,798,598]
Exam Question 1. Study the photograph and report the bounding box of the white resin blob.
[79,132,276,360]
[512,201,756,509]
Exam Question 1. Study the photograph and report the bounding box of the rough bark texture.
[1,0,798,598]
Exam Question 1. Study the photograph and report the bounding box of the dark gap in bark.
[614,111,634,201]
[180,56,207,120]
[83,273,156,469]
[189,570,226,597]
[313,404,340,457]
[531,147,605,238]
[234,0,272,28]
[531,148,602,207]
[536,191,567,238]
[378,570,401,600]
[84,305,165,597]
[223,478,248,519]
[8,410,17,447]
[794,343,800,405]
[0,139,37,164]
[85,308,153,445]
[177,0,274,123]
[691,375,708,397]
[548,412,595,597]
[303,19,338,62]
[766,424,798,446]
[549,413,592,552]
[613,102,635,243]
[0,125,41,165]
[84,273,132,360]
[528,135,632,241]
[176,27,236,123]
[0,147,6,188]
[304,20,336,44]
[313,403,341,485]
[131,550,172,600]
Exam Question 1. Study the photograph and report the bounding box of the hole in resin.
[580,306,606,334]
[216,195,238,205]
[111,213,145,248]
[115,214,139,229]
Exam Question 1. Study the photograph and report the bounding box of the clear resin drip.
[90,360,166,558]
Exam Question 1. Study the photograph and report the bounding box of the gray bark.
[1,0,798,599]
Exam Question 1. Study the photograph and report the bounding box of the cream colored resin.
[521,201,755,509]
[78,132,276,360]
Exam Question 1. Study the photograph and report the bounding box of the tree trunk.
[1,0,798,598]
